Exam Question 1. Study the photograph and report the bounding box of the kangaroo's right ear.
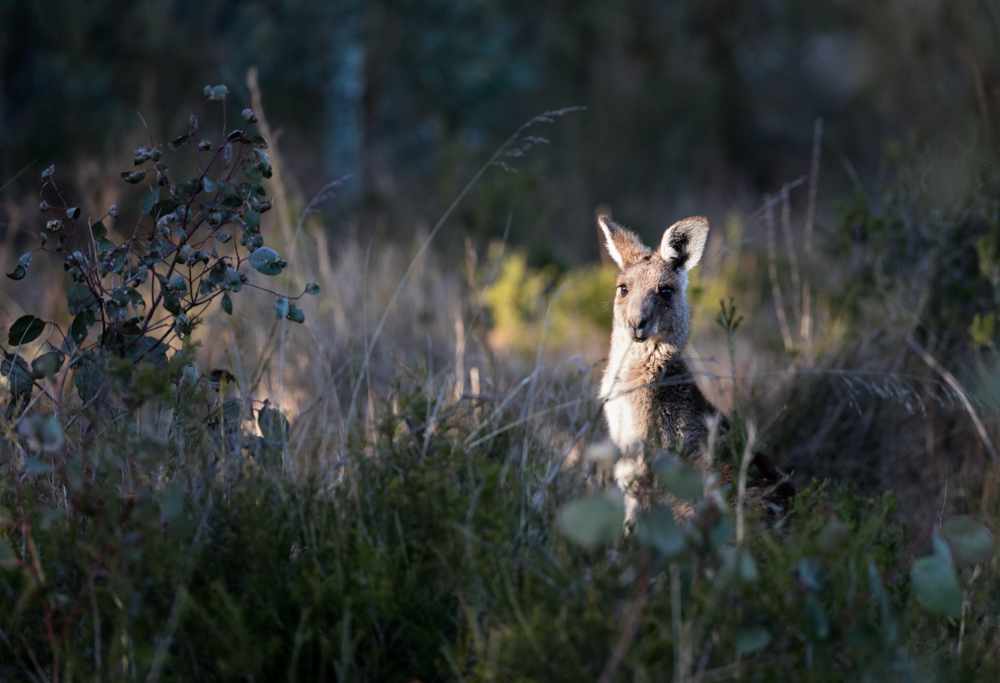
[660,216,709,272]
[598,215,650,269]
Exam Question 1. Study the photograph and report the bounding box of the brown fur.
[597,215,793,521]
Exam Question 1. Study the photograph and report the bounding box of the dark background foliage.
[3,0,1000,262]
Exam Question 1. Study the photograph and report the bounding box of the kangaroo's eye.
[618,284,629,297]
[659,286,673,300]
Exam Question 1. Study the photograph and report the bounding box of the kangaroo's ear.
[660,217,709,271]
[598,215,650,269]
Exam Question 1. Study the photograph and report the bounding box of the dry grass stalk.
[780,185,801,330]
[454,311,465,402]
[907,335,998,464]
[736,421,757,545]
[801,118,823,368]
[765,195,795,352]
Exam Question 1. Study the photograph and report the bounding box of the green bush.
[3,85,318,421]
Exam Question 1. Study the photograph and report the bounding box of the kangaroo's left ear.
[660,217,709,271]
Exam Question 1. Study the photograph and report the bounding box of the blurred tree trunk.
[325,4,366,201]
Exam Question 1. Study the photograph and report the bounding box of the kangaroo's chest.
[602,390,651,455]
[601,341,677,454]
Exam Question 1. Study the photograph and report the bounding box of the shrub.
[3,85,318,419]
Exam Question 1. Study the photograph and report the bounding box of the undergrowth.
[0,362,997,681]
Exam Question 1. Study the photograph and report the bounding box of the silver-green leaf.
[657,460,703,500]
[274,297,290,320]
[635,505,684,557]
[558,492,625,548]
[248,247,286,276]
[912,555,963,617]
[734,624,771,654]
[942,516,994,565]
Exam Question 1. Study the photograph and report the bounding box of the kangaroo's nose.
[630,316,649,339]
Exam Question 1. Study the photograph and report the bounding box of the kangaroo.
[597,214,793,521]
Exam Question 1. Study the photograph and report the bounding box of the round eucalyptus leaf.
[248,247,286,276]
[258,403,289,445]
[912,555,963,617]
[160,484,184,521]
[139,188,158,216]
[30,351,63,380]
[286,303,305,324]
[558,493,625,548]
[67,284,98,316]
[657,460,703,500]
[1,353,32,396]
[70,310,95,346]
[739,550,760,582]
[942,516,994,565]
[6,252,32,280]
[274,297,290,320]
[18,416,63,452]
[734,624,771,654]
[8,315,45,345]
[635,505,684,557]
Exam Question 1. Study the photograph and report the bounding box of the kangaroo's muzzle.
[628,315,650,341]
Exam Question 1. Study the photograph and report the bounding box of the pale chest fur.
[600,332,678,455]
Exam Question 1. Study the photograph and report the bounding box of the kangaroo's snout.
[628,315,649,340]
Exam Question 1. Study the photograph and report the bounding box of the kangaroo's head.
[598,215,709,350]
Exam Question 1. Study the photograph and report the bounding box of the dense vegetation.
[1,81,999,681]
[1,371,997,681]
